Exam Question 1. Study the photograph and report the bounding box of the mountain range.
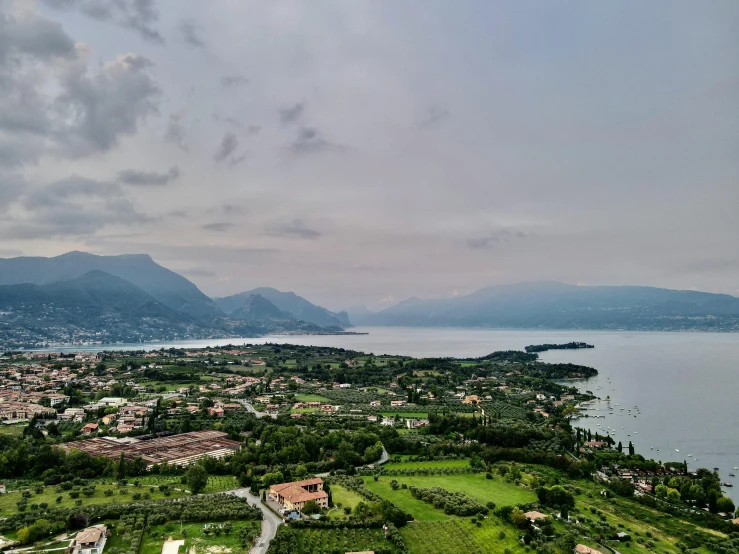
[0,252,353,349]
[2,252,739,349]
[352,281,739,331]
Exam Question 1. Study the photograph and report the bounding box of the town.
[0,344,736,554]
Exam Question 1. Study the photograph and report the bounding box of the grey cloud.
[267,219,321,240]
[165,111,187,150]
[0,8,77,63]
[467,230,529,250]
[279,103,305,125]
[1,175,151,239]
[117,166,180,186]
[221,75,248,87]
[179,19,205,49]
[0,8,77,165]
[203,222,235,232]
[53,53,160,156]
[289,126,333,155]
[214,131,245,164]
[41,0,164,43]
[419,106,449,128]
[221,204,243,214]
[0,174,26,212]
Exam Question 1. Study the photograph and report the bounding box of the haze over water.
[48,327,739,491]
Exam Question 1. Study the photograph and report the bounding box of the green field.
[139,520,261,554]
[0,483,185,517]
[402,519,525,554]
[364,472,536,516]
[128,474,238,493]
[294,393,332,403]
[327,484,364,519]
[0,424,26,437]
[384,458,470,470]
[379,412,429,418]
[269,526,399,554]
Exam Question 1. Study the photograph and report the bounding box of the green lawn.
[130,474,238,493]
[327,484,364,519]
[379,412,429,418]
[402,519,525,554]
[0,424,26,437]
[365,472,536,514]
[384,458,471,470]
[294,393,331,403]
[139,520,261,554]
[0,483,185,517]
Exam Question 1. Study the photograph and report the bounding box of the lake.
[41,327,739,491]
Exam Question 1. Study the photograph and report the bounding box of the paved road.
[235,399,276,419]
[228,488,282,554]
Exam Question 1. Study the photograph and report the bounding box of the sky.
[0,0,738,311]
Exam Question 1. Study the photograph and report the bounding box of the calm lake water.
[45,327,739,492]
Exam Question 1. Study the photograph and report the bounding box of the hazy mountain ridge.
[0,251,221,322]
[215,287,352,329]
[357,282,739,331]
[0,270,218,348]
[0,253,351,348]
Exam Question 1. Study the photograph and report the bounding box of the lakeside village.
[0,344,737,554]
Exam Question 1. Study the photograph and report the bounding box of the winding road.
[228,488,283,554]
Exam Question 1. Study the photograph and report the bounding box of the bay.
[39,327,739,492]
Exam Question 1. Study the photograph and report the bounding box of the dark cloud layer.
[1,175,150,239]
[203,222,235,232]
[3,1,738,309]
[117,166,180,186]
[0,7,160,168]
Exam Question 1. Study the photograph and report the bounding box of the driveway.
[234,399,276,419]
[228,488,282,554]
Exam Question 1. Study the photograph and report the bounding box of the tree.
[690,484,706,506]
[716,496,735,514]
[655,484,667,498]
[512,507,528,529]
[186,464,208,494]
[708,489,719,513]
[301,500,319,515]
[628,441,635,456]
[616,441,622,453]
[666,488,681,503]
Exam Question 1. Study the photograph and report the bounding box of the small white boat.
[675,449,680,453]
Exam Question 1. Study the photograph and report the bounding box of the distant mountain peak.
[214,287,352,329]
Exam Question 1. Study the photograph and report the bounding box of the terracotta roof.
[575,545,603,554]
[275,484,328,504]
[524,511,548,521]
[76,526,104,545]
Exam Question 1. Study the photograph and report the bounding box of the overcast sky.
[1,0,738,311]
